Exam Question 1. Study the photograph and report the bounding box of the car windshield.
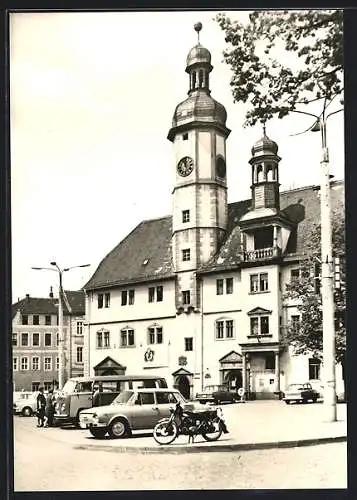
[61,380,77,394]
[112,391,134,404]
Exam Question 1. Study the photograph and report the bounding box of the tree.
[283,206,346,365]
[215,10,343,126]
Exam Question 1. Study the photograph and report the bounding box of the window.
[226,278,234,294]
[13,357,18,371]
[98,293,103,309]
[265,353,275,370]
[32,382,40,392]
[148,326,163,344]
[182,290,191,305]
[32,357,39,370]
[121,290,128,306]
[22,315,28,325]
[148,286,163,303]
[44,333,52,347]
[21,357,28,370]
[21,333,29,346]
[185,337,193,351]
[309,358,321,380]
[182,249,191,261]
[291,315,300,333]
[290,269,300,282]
[44,357,52,370]
[136,393,155,405]
[56,333,59,346]
[216,319,235,340]
[129,290,135,305]
[183,133,188,141]
[105,293,110,308]
[182,210,190,223]
[216,278,234,295]
[96,330,110,349]
[216,279,224,295]
[76,347,83,363]
[33,315,39,325]
[45,315,51,326]
[44,382,52,391]
[32,333,40,347]
[250,273,269,293]
[120,328,135,347]
[77,321,83,335]
[156,392,179,404]
[56,357,59,370]
[250,316,270,336]
[12,333,17,346]
[148,287,155,303]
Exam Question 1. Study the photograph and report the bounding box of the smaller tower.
[249,125,281,212]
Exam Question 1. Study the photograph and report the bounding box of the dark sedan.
[195,385,238,404]
[283,383,319,404]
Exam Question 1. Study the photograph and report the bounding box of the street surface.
[13,403,347,491]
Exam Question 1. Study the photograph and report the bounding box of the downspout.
[200,276,204,391]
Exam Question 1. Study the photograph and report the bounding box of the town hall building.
[83,24,345,400]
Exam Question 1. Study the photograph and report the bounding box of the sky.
[10,10,345,303]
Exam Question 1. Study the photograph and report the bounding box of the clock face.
[216,156,226,178]
[177,156,194,177]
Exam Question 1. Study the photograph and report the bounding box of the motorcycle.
[153,401,229,445]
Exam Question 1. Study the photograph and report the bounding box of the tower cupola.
[248,125,281,212]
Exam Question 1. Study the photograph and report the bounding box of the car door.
[155,391,180,420]
[130,392,159,430]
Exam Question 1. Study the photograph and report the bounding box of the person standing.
[44,389,55,427]
[36,387,46,427]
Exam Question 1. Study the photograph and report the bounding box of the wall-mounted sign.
[144,348,154,362]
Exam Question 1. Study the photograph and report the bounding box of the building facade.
[12,290,85,391]
[83,24,345,400]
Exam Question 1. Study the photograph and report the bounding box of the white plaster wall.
[198,131,212,178]
[172,185,196,230]
[203,272,243,313]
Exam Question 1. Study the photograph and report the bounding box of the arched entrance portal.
[177,376,190,400]
[224,369,242,392]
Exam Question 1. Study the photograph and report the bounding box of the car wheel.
[214,399,220,405]
[22,406,33,417]
[312,397,317,403]
[108,418,130,439]
[89,427,108,439]
[285,400,291,405]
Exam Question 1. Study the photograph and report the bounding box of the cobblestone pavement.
[13,415,347,491]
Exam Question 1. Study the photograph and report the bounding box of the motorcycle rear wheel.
[153,419,178,445]
[201,418,223,442]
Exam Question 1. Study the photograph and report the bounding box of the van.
[53,375,167,427]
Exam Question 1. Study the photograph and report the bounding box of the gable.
[93,356,126,371]
[247,307,272,316]
[219,350,242,363]
[172,367,193,376]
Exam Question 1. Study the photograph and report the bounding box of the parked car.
[283,383,319,404]
[195,385,238,404]
[13,391,38,416]
[309,382,345,403]
[79,388,209,439]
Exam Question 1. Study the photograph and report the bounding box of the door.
[155,391,181,420]
[177,376,190,399]
[130,392,159,430]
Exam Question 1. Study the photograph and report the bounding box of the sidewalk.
[69,400,347,454]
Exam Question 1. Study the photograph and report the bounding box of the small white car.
[13,392,38,416]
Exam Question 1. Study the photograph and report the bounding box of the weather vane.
[194,22,202,44]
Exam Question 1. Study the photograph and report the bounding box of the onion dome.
[186,44,212,70]
[251,130,279,156]
[172,92,227,128]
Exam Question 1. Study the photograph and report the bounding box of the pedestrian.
[36,387,46,427]
[92,381,103,407]
[44,389,55,427]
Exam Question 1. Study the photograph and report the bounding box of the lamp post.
[31,262,90,390]
[291,105,343,422]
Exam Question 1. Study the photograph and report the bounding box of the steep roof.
[12,290,85,319]
[84,180,344,291]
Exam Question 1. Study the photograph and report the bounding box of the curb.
[72,435,347,454]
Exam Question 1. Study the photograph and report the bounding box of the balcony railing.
[242,246,281,262]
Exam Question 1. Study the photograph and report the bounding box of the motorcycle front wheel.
[201,418,223,442]
[153,419,178,445]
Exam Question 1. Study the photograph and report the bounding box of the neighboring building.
[12,289,85,391]
[83,24,345,400]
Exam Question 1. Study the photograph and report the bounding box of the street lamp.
[290,104,343,422]
[31,262,90,390]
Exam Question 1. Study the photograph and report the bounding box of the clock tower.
[167,23,231,311]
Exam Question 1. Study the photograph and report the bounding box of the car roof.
[125,388,178,393]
